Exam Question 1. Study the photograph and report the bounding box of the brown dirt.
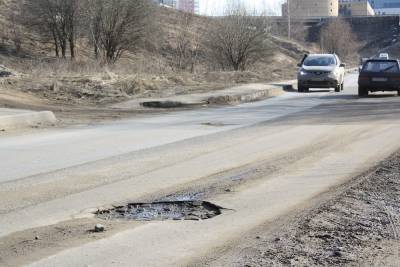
[0,54,297,126]
[194,152,400,267]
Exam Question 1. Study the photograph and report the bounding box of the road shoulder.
[195,151,400,266]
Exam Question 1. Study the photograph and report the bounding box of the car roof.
[365,59,398,63]
[307,54,335,57]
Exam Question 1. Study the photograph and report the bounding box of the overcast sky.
[199,0,286,16]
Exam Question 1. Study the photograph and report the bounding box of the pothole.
[0,70,13,78]
[161,191,206,202]
[96,201,223,221]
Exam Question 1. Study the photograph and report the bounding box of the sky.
[199,0,286,16]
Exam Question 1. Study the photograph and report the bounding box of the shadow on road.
[317,92,397,101]
[306,89,331,93]
[319,94,360,100]
[363,94,398,98]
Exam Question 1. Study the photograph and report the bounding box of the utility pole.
[287,0,291,40]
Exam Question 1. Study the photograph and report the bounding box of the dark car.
[358,59,400,97]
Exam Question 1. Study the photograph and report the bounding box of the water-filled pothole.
[96,201,222,221]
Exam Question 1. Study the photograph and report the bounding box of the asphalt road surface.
[1,72,400,267]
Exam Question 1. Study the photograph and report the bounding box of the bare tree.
[22,0,81,59]
[8,1,25,55]
[64,0,80,59]
[0,23,6,48]
[170,13,200,73]
[84,1,102,59]
[205,9,271,71]
[84,0,153,64]
[0,0,23,54]
[320,18,359,59]
[0,1,7,48]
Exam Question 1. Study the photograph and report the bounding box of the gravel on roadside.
[205,152,400,267]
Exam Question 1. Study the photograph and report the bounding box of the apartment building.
[155,0,199,14]
[282,0,339,18]
[154,0,176,8]
[339,0,375,16]
[370,0,400,8]
[176,0,199,14]
[370,0,400,14]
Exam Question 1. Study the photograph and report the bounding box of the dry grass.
[0,1,309,109]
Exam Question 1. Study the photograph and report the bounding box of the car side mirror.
[340,63,346,67]
[297,63,302,67]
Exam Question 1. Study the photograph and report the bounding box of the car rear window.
[303,56,336,67]
[363,61,399,73]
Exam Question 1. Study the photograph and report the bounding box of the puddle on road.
[96,201,222,221]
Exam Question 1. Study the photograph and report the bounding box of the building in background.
[282,0,339,18]
[339,0,375,16]
[155,0,176,8]
[176,0,199,14]
[370,0,400,14]
[370,0,400,8]
[154,0,199,14]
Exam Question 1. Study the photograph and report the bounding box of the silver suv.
[297,54,346,93]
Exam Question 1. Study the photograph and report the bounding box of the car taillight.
[359,76,369,81]
[391,76,400,81]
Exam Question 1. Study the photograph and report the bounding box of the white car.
[297,54,346,93]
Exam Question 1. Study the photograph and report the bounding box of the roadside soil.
[0,75,293,127]
[196,151,400,267]
[0,51,298,127]
[0,78,225,126]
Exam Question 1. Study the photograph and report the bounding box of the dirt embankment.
[0,1,307,125]
[0,50,299,126]
[201,152,400,267]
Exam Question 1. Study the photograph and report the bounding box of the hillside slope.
[0,1,313,124]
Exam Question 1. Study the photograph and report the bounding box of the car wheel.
[341,82,344,91]
[398,90,400,96]
[298,85,307,93]
[335,85,341,92]
[358,87,368,97]
[297,83,302,92]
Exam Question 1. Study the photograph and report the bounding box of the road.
[1,72,400,267]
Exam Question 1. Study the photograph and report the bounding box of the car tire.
[298,85,307,93]
[335,85,341,93]
[398,90,400,96]
[297,83,302,92]
[358,87,368,97]
[341,82,344,91]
